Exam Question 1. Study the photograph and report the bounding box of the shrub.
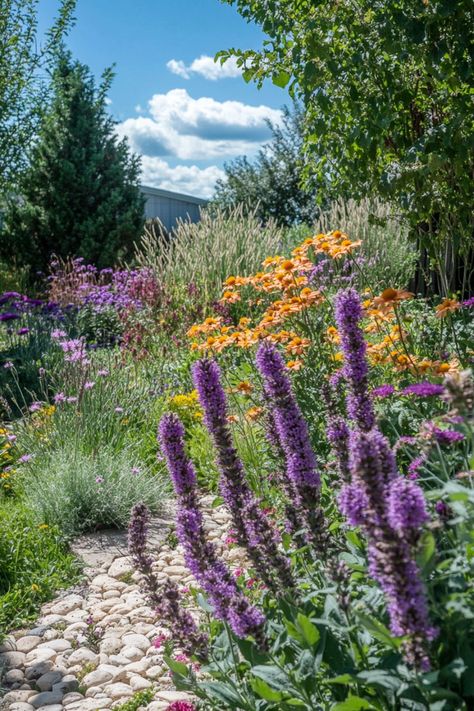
[25,445,168,538]
[0,503,81,635]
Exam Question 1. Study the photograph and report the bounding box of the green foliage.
[25,444,168,538]
[111,687,156,711]
[1,51,145,276]
[0,502,81,635]
[0,0,76,193]
[219,0,474,292]
[213,104,320,226]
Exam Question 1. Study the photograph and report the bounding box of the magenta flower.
[84,381,95,390]
[53,392,66,404]
[114,406,124,413]
[402,382,444,397]
[19,454,32,463]
[98,368,109,377]
[95,476,104,484]
[29,402,43,412]
[165,700,196,710]
[3,361,13,369]
[372,384,395,398]
[17,327,30,335]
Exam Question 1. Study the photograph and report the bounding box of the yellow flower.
[31,584,40,592]
[286,359,303,371]
[245,406,264,421]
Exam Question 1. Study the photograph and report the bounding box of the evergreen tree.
[1,52,145,275]
[213,104,319,226]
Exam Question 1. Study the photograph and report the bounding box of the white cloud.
[118,88,281,161]
[140,157,224,199]
[104,96,112,105]
[167,54,242,81]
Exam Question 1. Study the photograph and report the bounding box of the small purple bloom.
[431,427,465,445]
[372,384,395,398]
[66,396,78,404]
[53,392,66,404]
[95,476,104,484]
[131,467,141,475]
[84,381,95,390]
[408,455,426,480]
[462,296,474,308]
[19,454,32,463]
[17,327,30,335]
[0,313,20,322]
[387,478,429,534]
[114,406,124,413]
[3,361,14,369]
[29,402,43,412]
[98,369,109,377]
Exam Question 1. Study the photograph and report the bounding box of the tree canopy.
[219,0,474,293]
[1,53,145,275]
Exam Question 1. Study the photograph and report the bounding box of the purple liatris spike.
[159,413,267,648]
[322,381,350,483]
[387,477,429,539]
[192,359,295,592]
[334,288,375,431]
[128,503,208,659]
[256,343,327,549]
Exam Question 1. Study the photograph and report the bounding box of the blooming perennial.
[158,413,267,647]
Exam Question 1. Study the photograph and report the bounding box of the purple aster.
[372,384,395,398]
[19,454,32,463]
[462,296,474,308]
[408,455,427,480]
[53,392,66,404]
[334,289,376,431]
[429,426,465,445]
[98,369,109,377]
[95,476,104,484]
[402,382,444,397]
[84,381,95,390]
[29,402,43,412]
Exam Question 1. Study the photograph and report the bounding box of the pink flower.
[84,381,95,390]
[165,702,196,711]
[131,466,141,475]
[95,476,104,484]
[114,406,124,413]
[152,633,168,648]
[98,369,109,377]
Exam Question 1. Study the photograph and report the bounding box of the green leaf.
[163,654,188,676]
[252,664,289,690]
[272,70,291,88]
[331,696,375,710]
[355,612,401,649]
[201,681,244,707]
[250,677,284,702]
[296,613,320,646]
[417,531,436,571]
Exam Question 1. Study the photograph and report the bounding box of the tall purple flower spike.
[192,358,295,593]
[128,502,208,659]
[335,288,436,670]
[334,288,376,431]
[256,342,327,550]
[159,413,266,648]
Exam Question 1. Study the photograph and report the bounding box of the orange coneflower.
[373,287,414,308]
[435,298,460,318]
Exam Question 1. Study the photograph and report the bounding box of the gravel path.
[0,497,237,711]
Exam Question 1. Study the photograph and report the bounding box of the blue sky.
[39,0,289,197]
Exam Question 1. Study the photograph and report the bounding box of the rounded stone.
[62,692,85,705]
[104,682,134,699]
[0,650,26,668]
[50,594,84,616]
[37,638,71,653]
[82,666,115,687]
[5,668,25,685]
[16,637,41,654]
[99,637,122,655]
[9,703,35,711]
[36,670,63,691]
[25,660,53,680]
[121,646,144,662]
[67,648,99,665]
[121,633,150,652]
[29,690,64,708]
[130,675,152,690]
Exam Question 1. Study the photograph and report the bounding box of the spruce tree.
[1,52,145,275]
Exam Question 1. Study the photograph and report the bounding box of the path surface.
[0,497,235,711]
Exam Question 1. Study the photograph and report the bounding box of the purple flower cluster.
[256,343,327,549]
[372,385,395,399]
[334,289,376,431]
[402,382,444,398]
[159,413,266,647]
[322,382,351,483]
[334,288,435,670]
[192,358,295,593]
[128,502,208,659]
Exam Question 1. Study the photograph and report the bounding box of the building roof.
[140,185,208,205]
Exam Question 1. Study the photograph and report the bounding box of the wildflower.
[402,382,444,397]
[373,288,414,309]
[0,313,20,322]
[128,503,209,659]
[53,392,66,404]
[114,406,124,413]
[192,358,295,593]
[435,298,460,318]
[29,401,43,412]
[286,359,303,371]
[84,381,95,390]
[152,633,168,648]
[245,406,263,421]
[462,296,474,308]
[51,328,67,340]
[408,455,426,480]
[3,361,13,369]
[95,476,104,484]
[98,369,109,377]
[372,384,395,398]
[66,396,78,404]
[31,584,40,592]
[387,478,429,538]
[159,413,267,646]
[17,327,30,335]
[165,702,196,711]
[432,428,465,445]
[19,454,32,463]
[131,466,141,475]
[334,289,376,431]
[256,343,327,548]
[236,380,253,394]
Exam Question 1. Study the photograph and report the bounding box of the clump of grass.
[25,445,170,539]
[0,502,82,636]
[135,203,285,304]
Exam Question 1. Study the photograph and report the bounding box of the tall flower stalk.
[192,358,295,593]
[335,288,436,670]
[128,503,208,659]
[256,342,327,549]
[159,413,266,648]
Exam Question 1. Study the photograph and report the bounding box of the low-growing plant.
[0,503,82,636]
[25,445,168,538]
[112,686,156,711]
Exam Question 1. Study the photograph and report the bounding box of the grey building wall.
[140,185,207,232]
